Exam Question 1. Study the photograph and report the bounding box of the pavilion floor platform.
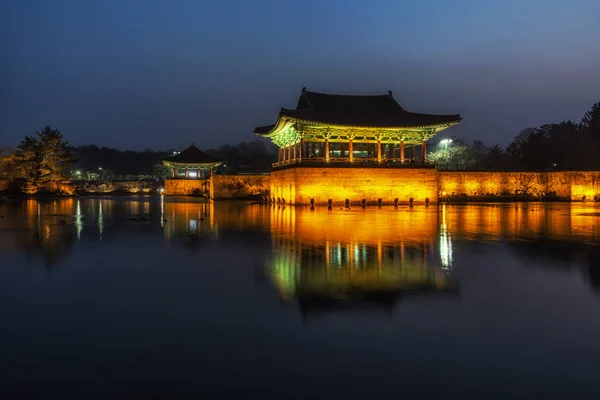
[272,157,434,170]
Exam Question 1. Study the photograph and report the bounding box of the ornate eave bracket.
[163,161,222,169]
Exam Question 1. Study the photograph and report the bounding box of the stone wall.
[270,167,438,205]
[438,171,600,201]
[75,180,159,194]
[567,172,600,200]
[163,170,600,203]
[211,174,270,200]
[164,179,208,196]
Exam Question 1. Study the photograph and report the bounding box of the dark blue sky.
[2,0,599,150]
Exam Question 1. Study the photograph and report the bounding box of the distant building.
[162,143,222,196]
[255,87,461,167]
[254,88,461,205]
[162,143,222,179]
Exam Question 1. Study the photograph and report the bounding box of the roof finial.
[388,90,393,97]
[191,142,194,147]
[302,86,307,93]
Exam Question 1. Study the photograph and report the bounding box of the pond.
[1,197,600,398]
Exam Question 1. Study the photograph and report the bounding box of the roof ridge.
[386,91,407,112]
[301,87,314,110]
[304,90,392,97]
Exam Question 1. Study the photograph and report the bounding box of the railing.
[272,157,434,169]
[167,177,211,180]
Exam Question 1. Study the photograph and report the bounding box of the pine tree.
[12,126,73,193]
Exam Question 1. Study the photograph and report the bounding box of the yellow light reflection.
[98,200,104,239]
[267,206,455,311]
[440,204,453,271]
[75,199,83,240]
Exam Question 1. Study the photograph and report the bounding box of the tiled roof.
[254,124,276,134]
[254,88,461,134]
[162,144,220,164]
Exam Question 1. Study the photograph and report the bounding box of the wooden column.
[172,168,175,178]
[293,142,297,161]
[348,139,353,163]
[377,140,382,162]
[422,141,427,163]
[299,138,304,161]
[400,142,405,163]
[325,139,330,162]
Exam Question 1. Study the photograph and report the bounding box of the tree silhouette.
[12,126,73,193]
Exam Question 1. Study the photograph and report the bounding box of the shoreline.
[1,192,598,204]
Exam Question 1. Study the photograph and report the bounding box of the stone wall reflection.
[440,203,600,244]
[266,206,458,316]
[161,200,272,247]
[439,203,600,290]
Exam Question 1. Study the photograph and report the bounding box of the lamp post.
[440,138,453,149]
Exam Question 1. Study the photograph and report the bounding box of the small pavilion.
[162,144,221,179]
[255,88,461,167]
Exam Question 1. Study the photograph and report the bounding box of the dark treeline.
[431,101,600,171]
[205,140,276,173]
[74,146,171,175]
[74,140,276,176]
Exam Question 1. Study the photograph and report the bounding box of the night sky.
[2,0,599,150]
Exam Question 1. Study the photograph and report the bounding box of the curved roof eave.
[254,112,295,137]
[266,115,461,132]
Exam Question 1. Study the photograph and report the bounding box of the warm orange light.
[438,171,600,200]
[270,167,438,205]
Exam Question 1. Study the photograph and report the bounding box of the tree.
[429,144,479,170]
[582,102,600,168]
[484,144,508,171]
[0,154,14,179]
[514,173,537,196]
[37,126,74,190]
[151,164,172,180]
[582,102,600,137]
[12,126,73,193]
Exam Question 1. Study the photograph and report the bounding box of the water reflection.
[1,199,599,287]
[2,199,600,396]
[440,204,453,271]
[266,206,457,317]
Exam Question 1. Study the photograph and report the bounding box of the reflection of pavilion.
[266,207,458,317]
[162,199,215,241]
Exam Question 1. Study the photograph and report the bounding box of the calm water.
[1,197,600,398]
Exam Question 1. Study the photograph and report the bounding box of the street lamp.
[440,138,453,149]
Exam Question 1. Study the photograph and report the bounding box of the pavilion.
[162,144,221,179]
[255,88,461,167]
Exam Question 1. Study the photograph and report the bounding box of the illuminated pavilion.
[162,143,221,179]
[255,88,461,167]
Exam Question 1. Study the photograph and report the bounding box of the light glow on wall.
[270,167,438,205]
